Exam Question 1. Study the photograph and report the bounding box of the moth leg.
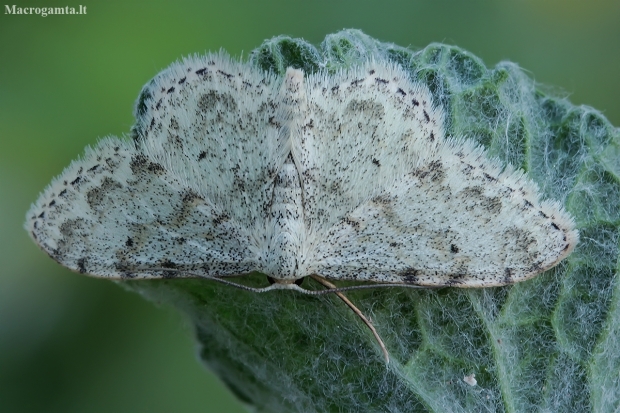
[310,274,389,364]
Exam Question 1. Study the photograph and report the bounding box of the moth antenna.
[127,268,288,293]
[310,274,390,364]
[129,267,429,294]
[130,268,394,362]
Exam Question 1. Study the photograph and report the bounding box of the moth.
[26,53,578,362]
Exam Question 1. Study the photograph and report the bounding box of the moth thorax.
[263,155,304,280]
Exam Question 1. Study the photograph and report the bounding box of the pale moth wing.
[26,54,287,279]
[26,53,578,287]
[292,62,578,287]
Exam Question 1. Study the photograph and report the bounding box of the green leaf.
[124,29,620,412]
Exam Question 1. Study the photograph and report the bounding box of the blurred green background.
[1,1,618,412]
